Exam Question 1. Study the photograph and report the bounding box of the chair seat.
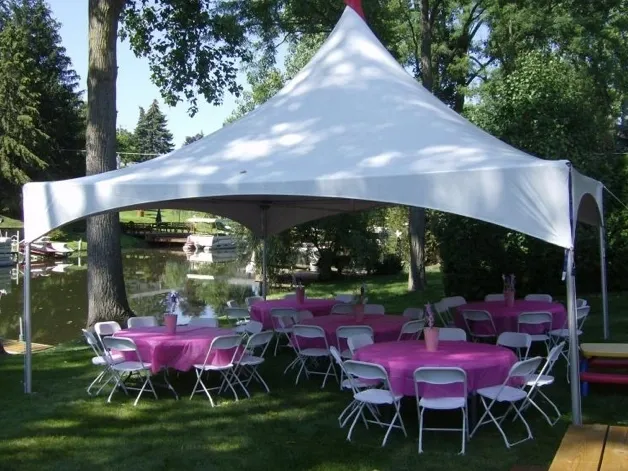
[354,388,401,405]
[275,327,292,334]
[112,361,151,372]
[238,355,264,366]
[235,325,247,334]
[529,334,549,342]
[91,353,124,366]
[524,373,554,387]
[193,363,234,371]
[341,378,379,390]
[476,385,527,402]
[299,348,330,357]
[419,396,467,410]
[549,329,582,337]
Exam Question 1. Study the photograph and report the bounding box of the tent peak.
[344,0,365,19]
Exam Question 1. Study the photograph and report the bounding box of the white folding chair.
[94,321,121,349]
[234,330,275,395]
[433,301,454,327]
[102,336,158,406]
[343,360,407,447]
[438,327,467,342]
[243,320,263,336]
[127,316,158,329]
[462,310,497,342]
[331,303,355,315]
[225,307,250,333]
[519,342,566,426]
[397,320,425,341]
[335,294,354,303]
[296,310,314,322]
[497,332,532,360]
[524,294,553,302]
[414,367,468,454]
[226,299,239,308]
[576,298,588,308]
[517,311,552,355]
[364,304,385,315]
[402,307,424,320]
[270,308,298,356]
[188,317,219,327]
[337,325,374,359]
[82,329,124,396]
[470,357,544,448]
[484,293,505,302]
[190,334,245,406]
[291,325,338,388]
[347,334,374,356]
[442,296,467,308]
[329,346,381,428]
[245,296,264,308]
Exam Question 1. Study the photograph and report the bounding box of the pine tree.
[132,99,174,161]
[182,132,204,146]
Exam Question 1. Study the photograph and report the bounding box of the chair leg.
[460,407,466,455]
[418,407,425,454]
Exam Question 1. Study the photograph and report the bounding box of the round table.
[455,300,566,335]
[353,340,517,397]
[114,326,238,374]
[250,298,339,329]
[298,314,407,349]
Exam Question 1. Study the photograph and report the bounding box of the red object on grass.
[344,0,365,19]
[588,358,628,369]
[580,371,628,384]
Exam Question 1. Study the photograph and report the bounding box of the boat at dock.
[19,237,74,258]
[183,234,236,252]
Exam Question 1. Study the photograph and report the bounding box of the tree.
[86,0,250,326]
[116,127,136,163]
[182,132,204,146]
[132,99,174,161]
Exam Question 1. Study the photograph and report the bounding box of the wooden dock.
[1,339,54,355]
[120,222,191,244]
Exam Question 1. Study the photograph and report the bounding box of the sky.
[48,0,243,148]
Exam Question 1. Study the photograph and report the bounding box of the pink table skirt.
[295,314,407,350]
[455,300,566,335]
[114,326,240,374]
[250,298,339,329]
[354,340,517,397]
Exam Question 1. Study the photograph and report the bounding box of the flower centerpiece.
[423,303,439,351]
[163,290,179,334]
[502,274,516,307]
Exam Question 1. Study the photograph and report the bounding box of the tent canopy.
[22,7,603,245]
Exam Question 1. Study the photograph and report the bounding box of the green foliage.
[131,100,174,162]
[116,127,137,163]
[182,132,204,146]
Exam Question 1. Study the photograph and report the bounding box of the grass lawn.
[0,214,23,230]
[1,275,627,471]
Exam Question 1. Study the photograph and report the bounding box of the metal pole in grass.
[599,225,609,340]
[566,248,582,425]
[23,243,32,393]
[260,204,269,299]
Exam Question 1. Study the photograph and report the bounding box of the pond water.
[0,249,257,345]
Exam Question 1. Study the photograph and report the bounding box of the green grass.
[119,209,208,224]
[0,213,23,229]
[1,276,627,471]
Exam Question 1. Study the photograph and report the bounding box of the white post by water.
[23,243,32,394]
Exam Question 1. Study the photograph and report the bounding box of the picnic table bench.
[548,424,627,471]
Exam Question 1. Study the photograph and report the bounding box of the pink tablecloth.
[114,326,239,374]
[296,314,407,350]
[455,300,566,335]
[354,340,517,397]
[250,298,339,329]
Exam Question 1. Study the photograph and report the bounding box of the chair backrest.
[329,345,344,367]
[343,360,390,383]
[576,305,591,326]
[441,296,467,309]
[292,324,328,351]
[127,316,158,329]
[202,334,243,366]
[244,320,263,335]
[94,321,121,337]
[402,307,424,320]
[245,296,264,307]
[188,317,219,327]
[497,332,532,359]
[225,307,250,321]
[484,293,505,302]
[462,310,495,335]
[82,329,104,358]
[337,325,374,342]
[331,303,354,315]
[576,298,588,308]
[335,294,354,303]
[518,311,552,329]
[296,310,314,322]
[542,341,566,375]
[347,334,374,355]
[508,357,544,383]
[103,336,145,365]
[524,293,553,302]
[432,301,452,326]
[226,299,239,308]
[438,327,467,342]
[270,308,298,330]
[413,367,467,398]
[244,330,274,356]
[398,320,425,340]
[363,304,385,315]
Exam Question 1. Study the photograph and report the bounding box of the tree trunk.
[407,0,434,292]
[86,0,132,327]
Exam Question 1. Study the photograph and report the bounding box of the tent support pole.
[566,248,582,425]
[23,243,32,394]
[599,225,609,339]
[260,205,269,299]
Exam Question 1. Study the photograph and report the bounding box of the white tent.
[21,6,607,424]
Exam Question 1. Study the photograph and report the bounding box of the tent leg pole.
[23,244,32,394]
[566,248,582,425]
[599,226,609,340]
[260,205,269,299]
